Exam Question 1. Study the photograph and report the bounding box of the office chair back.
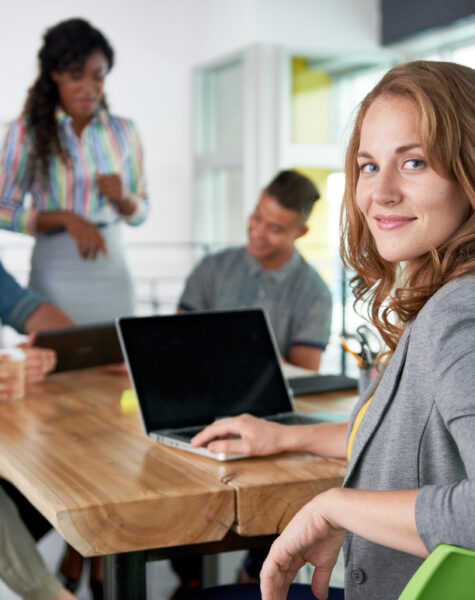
[398,544,475,600]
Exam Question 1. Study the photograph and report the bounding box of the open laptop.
[116,309,321,461]
[34,322,123,372]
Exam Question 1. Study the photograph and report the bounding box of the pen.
[340,335,364,368]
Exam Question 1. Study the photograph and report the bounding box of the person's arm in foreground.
[23,302,75,333]
[191,413,348,458]
[260,487,427,600]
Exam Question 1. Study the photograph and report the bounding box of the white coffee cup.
[0,348,26,401]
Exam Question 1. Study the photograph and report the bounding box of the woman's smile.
[373,214,417,231]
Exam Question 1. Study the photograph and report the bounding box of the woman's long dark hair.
[23,18,114,172]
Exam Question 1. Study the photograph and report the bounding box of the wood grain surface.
[0,371,233,555]
[0,369,357,556]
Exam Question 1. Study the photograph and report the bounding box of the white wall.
[256,0,380,52]
[189,0,259,66]
[0,0,195,243]
[0,0,380,247]
[189,0,380,66]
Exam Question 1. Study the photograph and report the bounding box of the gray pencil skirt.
[29,221,135,324]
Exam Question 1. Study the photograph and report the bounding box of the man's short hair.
[264,170,320,222]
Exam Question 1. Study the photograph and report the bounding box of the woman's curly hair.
[23,18,114,172]
[340,60,475,353]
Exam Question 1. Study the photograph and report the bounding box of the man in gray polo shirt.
[178,169,332,372]
[171,171,332,599]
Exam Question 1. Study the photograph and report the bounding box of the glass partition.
[288,54,389,375]
[191,33,475,375]
[194,166,243,245]
[195,59,244,156]
[193,56,245,246]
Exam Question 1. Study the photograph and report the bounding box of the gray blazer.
[342,276,475,600]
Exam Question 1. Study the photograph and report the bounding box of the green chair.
[398,544,475,599]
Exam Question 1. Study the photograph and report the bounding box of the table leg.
[202,554,218,587]
[103,550,146,600]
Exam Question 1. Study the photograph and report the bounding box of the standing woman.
[0,18,148,599]
[191,60,475,600]
[0,18,148,324]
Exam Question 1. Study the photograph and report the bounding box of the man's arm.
[23,303,75,333]
[288,345,323,372]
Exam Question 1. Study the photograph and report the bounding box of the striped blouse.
[0,107,148,234]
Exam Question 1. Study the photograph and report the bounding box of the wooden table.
[0,369,358,599]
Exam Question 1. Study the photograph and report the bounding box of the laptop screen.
[117,309,294,432]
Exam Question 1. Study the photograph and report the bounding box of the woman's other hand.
[96,172,136,216]
[191,413,288,457]
[64,213,108,260]
[260,491,345,600]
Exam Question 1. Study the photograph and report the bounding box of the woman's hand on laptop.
[191,413,287,457]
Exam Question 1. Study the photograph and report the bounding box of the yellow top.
[347,395,373,462]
